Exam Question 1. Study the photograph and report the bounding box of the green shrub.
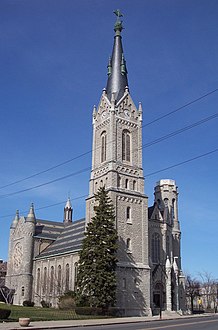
[75,307,124,316]
[0,308,11,319]
[41,300,50,308]
[58,291,76,310]
[23,300,34,307]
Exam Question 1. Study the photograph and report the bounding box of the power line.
[141,113,218,149]
[0,113,217,199]
[0,148,218,218]
[0,167,91,199]
[0,195,87,219]
[142,88,218,128]
[1,88,217,190]
[144,148,218,177]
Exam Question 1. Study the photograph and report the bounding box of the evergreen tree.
[76,186,118,308]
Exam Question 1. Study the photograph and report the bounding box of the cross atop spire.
[106,10,128,102]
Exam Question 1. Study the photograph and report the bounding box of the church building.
[5,13,186,316]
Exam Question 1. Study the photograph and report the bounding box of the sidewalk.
[1,313,215,330]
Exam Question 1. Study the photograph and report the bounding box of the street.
[54,315,218,330]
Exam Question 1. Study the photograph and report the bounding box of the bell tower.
[86,11,151,316]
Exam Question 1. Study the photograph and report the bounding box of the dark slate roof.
[35,219,65,241]
[35,218,85,259]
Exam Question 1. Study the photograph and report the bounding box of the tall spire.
[106,10,128,102]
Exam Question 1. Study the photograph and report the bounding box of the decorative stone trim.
[117,195,142,204]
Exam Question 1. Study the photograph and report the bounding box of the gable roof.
[35,218,85,259]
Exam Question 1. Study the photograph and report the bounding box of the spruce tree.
[76,186,118,308]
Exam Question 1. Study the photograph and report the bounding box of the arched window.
[172,198,175,220]
[50,266,54,293]
[133,180,136,191]
[126,238,131,251]
[57,265,62,294]
[125,179,129,189]
[122,130,131,162]
[152,233,160,264]
[43,267,47,294]
[164,198,169,207]
[74,262,78,289]
[36,268,40,294]
[101,131,107,162]
[126,206,131,223]
[117,175,121,188]
[65,263,70,292]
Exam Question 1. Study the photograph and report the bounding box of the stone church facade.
[6,14,186,316]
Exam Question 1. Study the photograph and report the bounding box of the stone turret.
[22,203,36,302]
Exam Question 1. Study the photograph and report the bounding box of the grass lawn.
[0,303,93,322]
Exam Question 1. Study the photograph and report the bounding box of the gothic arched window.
[152,233,160,264]
[74,262,78,289]
[57,265,62,293]
[65,263,70,292]
[36,268,40,294]
[133,180,136,191]
[101,131,107,162]
[50,266,54,293]
[122,130,131,162]
[43,267,47,294]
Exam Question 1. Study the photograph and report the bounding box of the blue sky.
[0,0,217,279]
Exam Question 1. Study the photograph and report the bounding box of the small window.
[126,206,131,223]
[125,179,129,189]
[133,180,136,191]
[126,238,131,251]
[21,286,25,297]
[117,175,121,188]
[122,278,126,289]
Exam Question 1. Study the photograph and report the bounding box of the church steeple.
[106,10,128,102]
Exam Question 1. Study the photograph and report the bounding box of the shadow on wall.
[116,236,148,316]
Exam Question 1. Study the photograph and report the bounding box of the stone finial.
[11,209,19,229]
[165,256,171,269]
[26,203,36,223]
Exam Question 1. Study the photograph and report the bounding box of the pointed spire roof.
[106,10,128,102]
[65,197,72,209]
[26,203,36,223]
[11,210,19,229]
